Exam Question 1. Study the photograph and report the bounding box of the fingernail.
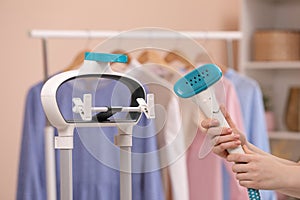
[234,134,240,139]
[210,119,219,126]
[212,119,219,124]
[235,141,241,145]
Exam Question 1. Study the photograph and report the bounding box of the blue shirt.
[225,69,276,200]
[17,79,164,200]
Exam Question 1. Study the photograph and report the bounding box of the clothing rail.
[29,29,242,78]
[29,29,242,40]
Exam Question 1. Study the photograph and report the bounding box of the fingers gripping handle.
[193,89,244,154]
[213,112,261,199]
[211,111,245,155]
[194,90,261,199]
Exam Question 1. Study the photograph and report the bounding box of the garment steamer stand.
[41,52,155,200]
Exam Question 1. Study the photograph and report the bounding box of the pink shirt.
[187,77,248,200]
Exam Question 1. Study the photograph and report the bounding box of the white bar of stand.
[44,126,57,200]
[116,125,134,200]
[60,150,73,200]
[120,146,132,200]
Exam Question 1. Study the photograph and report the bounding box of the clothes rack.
[29,29,242,200]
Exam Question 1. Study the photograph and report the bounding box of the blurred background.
[0,0,240,199]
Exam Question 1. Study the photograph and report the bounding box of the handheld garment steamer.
[41,52,155,200]
[174,64,261,200]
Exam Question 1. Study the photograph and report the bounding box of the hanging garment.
[225,68,276,200]
[17,78,164,200]
[219,77,247,200]
[225,69,270,151]
[187,129,223,200]
[187,77,248,200]
[127,59,189,200]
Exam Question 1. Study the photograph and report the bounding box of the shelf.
[244,61,300,70]
[268,131,300,140]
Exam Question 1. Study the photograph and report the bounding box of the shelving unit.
[240,8,300,199]
[269,131,300,140]
[240,0,300,136]
[240,3,300,198]
[245,61,300,70]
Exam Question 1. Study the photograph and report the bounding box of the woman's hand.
[228,145,287,190]
[200,106,247,158]
[201,107,300,198]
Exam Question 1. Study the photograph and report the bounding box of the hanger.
[64,49,91,71]
[164,50,194,71]
[111,49,131,64]
[194,52,228,73]
[137,49,177,78]
[110,49,132,72]
[137,50,168,65]
[215,62,228,74]
[64,32,93,71]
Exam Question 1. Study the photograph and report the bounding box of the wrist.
[276,163,300,198]
[281,165,300,191]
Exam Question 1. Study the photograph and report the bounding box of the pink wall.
[0,0,240,199]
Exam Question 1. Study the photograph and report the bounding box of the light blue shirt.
[225,69,276,200]
[17,80,164,200]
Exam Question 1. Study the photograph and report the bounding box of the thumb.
[220,105,236,129]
